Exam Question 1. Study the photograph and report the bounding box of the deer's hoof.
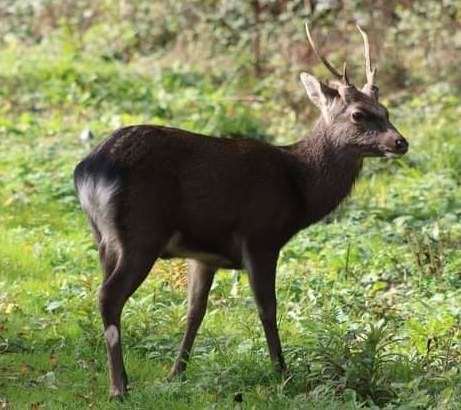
[279,367,293,384]
[109,387,128,401]
[283,368,292,378]
[167,366,186,382]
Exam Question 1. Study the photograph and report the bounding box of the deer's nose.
[395,137,408,153]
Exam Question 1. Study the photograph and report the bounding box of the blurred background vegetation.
[0,1,460,409]
[0,0,459,139]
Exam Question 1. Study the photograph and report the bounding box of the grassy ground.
[0,40,460,409]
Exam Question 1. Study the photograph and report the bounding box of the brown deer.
[74,24,408,399]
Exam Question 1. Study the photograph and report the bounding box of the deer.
[74,23,408,399]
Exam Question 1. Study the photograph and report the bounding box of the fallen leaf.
[20,363,32,375]
[48,354,58,368]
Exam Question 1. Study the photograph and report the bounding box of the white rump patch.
[77,175,119,244]
[104,325,119,348]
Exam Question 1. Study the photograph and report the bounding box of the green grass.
[0,41,460,409]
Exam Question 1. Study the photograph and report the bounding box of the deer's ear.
[300,72,339,122]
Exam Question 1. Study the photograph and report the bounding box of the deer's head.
[300,24,408,158]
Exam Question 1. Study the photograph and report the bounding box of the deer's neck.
[289,129,363,225]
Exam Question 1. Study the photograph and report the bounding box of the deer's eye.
[351,111,365,123]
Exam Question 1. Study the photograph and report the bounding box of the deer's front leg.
[168,260,216,379]
[244,246,287,373]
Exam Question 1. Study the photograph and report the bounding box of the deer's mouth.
[383,149,403,158]
[367,146,405,158]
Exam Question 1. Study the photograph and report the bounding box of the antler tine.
[356,24,376,87]
[342,62,350,86]
[305,22,345,83]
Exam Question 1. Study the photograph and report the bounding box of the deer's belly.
[160,231,241,269]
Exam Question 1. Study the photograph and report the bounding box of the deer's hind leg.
[98,238,162,399]
[99,241,119,280]
[90,218,118,281]
[169,260,216,379]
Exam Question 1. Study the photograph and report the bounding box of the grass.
[0,40,460,409]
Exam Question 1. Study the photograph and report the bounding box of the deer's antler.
[305,22,350,86]
[356,24,378,98]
